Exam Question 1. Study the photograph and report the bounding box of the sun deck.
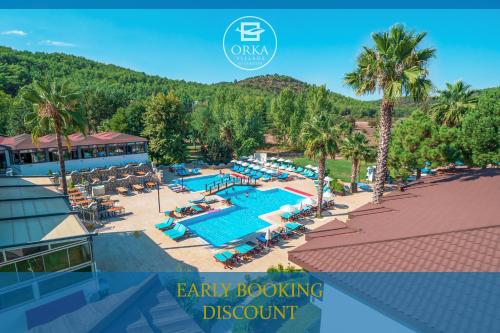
[92,167,373,272]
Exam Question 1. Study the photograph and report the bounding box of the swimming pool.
[181,185,304,246]
[178,173,234,192]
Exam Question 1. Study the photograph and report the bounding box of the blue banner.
[0,272,498,332]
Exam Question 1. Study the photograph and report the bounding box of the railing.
[205,176,257,195]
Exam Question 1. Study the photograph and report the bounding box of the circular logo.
[223,16,277,71]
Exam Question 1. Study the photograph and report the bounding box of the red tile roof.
[289,169,500,272]
[0,132,147,150]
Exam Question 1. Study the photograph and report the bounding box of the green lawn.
[293,157,370,183]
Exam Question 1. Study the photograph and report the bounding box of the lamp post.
[157,182,161,213]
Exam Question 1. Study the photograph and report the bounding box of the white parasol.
[280,204,296,213]
[323,191,334,198]
[302,197,317,206]
[265,228,273,241]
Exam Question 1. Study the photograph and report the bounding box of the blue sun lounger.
[191,205,204,213]
[277,173,289,180]
[213,250,235,268]
[234,243,254,255]
[280,212,294,221]
[357,182,373,192]
[155,217,175,230]
[164,223,188,240]
[285,222,304,232]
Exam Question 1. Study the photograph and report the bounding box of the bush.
[201,139,233,164]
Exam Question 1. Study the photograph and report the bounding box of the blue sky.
[0,9,499,100]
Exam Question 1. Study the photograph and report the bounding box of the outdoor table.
[116,187,128,195]
[136,171,146,176]
[145,181,157,189]
[132,184,145,192]
[106,206,125,216]
[100,200,115,207]
[120,174,130,178]
[73,199,90,206]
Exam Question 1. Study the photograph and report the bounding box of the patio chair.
[164,223,188,240]
[262,174,272,182]
[155,217,175,230]
[285,222,305,233]
[213,251,235,269]
[234,243,255,260]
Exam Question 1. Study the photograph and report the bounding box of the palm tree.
[22,81,86,195]
[301,112,341,218]
[345,24,435,203]
[430,81,478,127]
[341,133,374,193]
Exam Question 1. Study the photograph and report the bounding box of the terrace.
[92,159,374,272]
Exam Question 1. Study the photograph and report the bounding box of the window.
[108,144,126,156]
[0,285,34,310]
[48,148,72,161]
[96,145,106,157]
[17,150,35,164]
[68,244,91,267]
[127,142,146,154]
[81,146,97,159]
[50,241,77,249]
[38,270,91,296]
[5,245,49,261]
[0,263,18,288]
[42,249,69,272]
[33,150,47,163]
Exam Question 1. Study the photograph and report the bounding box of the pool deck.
[93,168,373,272]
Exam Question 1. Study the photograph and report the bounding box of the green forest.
[0,45,498,173]
[0,45,414,137]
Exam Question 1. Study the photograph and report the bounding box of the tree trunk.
[351,158,358,193]
[55,119,68,195]
[373,99,393,204]
[316,156,326,218]
[416,167,421,180]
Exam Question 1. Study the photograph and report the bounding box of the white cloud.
[1,30,27,36]
[39,40,76,47]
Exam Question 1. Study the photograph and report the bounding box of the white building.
[0,132,149,176]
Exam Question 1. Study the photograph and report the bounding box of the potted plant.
[332,180,346,196]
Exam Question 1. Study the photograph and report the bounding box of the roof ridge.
[289,223,500,254]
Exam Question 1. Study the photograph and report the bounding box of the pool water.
[178,173,234,192]
[181,186,304,247]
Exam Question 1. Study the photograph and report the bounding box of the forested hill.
[0,45,431,136]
